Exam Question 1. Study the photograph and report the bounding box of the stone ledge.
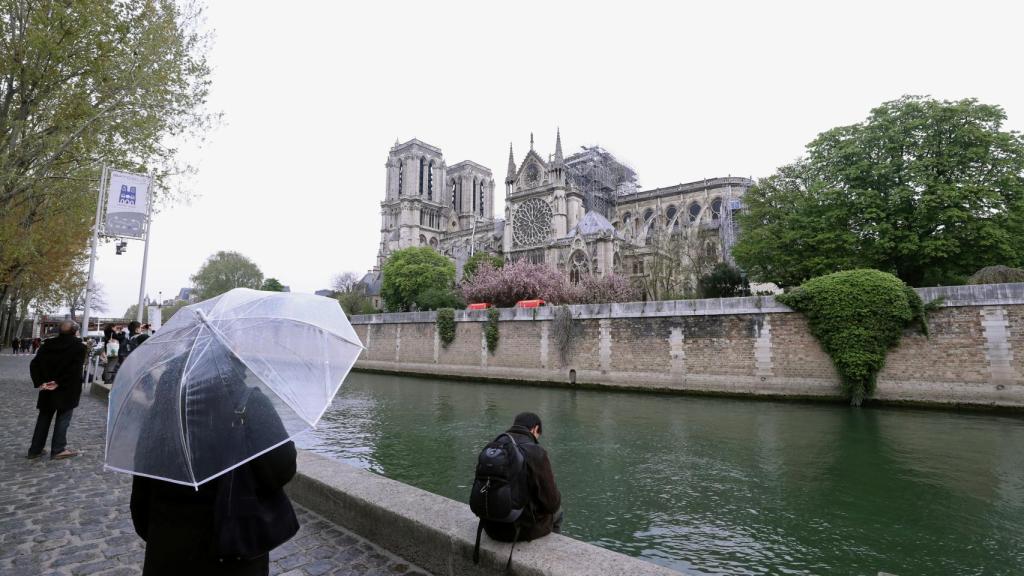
[286,451,682,576]
[89,381,111,400]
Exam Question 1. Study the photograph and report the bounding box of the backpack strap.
[505,524,521,572]
[232,387,256,427]
[473,519,484,565]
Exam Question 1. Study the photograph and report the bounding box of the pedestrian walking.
[21,338,30,354]
[27,321,88,460]
[31,337,41,354]
[11,336,20,355]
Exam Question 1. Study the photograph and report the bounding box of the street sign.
[104,170,151,239]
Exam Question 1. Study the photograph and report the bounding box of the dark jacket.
[29,334,87,411]
[116,331,132,359]
[130,440,298,576]
[483,425,561,542]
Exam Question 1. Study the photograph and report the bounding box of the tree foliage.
[462,251,503,280]
[735,96,1024,287]
[625,219,721,300]
[414,286,463,311]
[191,251,263,300]
[381,247,455,312]
[460,259,567,307]
[967,265,1024,285]
[460,259,637,307]
[436,308,455,348]
[0,0,213,340]
[485,307,500,353]
[698,263,749,298]
[332,270,376,316]
[777,269,926,406]
[261,278,285,292]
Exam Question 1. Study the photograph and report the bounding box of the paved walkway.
[0,354,429,576]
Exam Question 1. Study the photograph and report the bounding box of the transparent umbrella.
[105,288,364,487]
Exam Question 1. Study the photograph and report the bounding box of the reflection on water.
[296,372,1024,575]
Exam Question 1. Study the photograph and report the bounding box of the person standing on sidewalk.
[27,320,88,460]
[11,336,19,355]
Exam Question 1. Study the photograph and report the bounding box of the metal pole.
[82,165,107,338]
[135,176,154,323]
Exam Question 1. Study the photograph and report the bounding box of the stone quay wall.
[350,283,1024,409]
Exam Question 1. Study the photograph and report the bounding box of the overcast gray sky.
[93,0,1024,316]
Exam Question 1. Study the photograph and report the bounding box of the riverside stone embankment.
[351,283,1024,409]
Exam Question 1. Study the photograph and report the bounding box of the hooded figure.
[129,350,299,576]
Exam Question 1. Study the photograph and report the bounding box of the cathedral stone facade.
[370,132,752,300]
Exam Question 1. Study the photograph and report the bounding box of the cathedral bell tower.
[377,139,447,268]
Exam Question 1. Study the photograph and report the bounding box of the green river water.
[295,372,1024,575]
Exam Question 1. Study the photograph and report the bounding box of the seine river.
[296,372,1024,575]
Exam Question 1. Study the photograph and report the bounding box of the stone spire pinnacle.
[530,132,534,151]
[553,128,564,166]
[506,143,516,183]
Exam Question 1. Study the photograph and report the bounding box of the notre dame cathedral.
[367,131,752,301]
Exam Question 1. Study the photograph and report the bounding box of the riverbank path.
[0,353,430,576]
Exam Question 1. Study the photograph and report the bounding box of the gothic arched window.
[419,157,425,195]
[710,197,722,220]
[430,237,438,248]
[450,179,457,208]
[688,202,701,223]
[472,178,477,213]
[418,234,426,246]
[666,205,678,234]
[397,161,404,197]
[569,250,589,285]
[479,184,485,216]
[643,208,654,224]
[427,160,434,200]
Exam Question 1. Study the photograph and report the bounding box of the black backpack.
[124,333,149,356]
[469,432,529,569]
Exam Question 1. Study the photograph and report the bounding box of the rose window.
[512,198,552,246]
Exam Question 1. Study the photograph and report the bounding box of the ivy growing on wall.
[777,269,928,406]
[485,308,500,353]
[552,304,580,366]
[436,308,455,348]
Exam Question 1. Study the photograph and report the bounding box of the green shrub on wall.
[777,269,927,406]
[485,308,500,353]
[437,308,455,348]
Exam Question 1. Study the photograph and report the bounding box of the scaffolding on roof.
[564,146,638,221]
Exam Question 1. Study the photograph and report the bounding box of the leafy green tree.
[698,263,749,298]
[414,286,464,311]
[381,247,455,312]
[735,96,1024,287]
[337,291,376,316]
[261,278,285,292]
[462,252,503,280]
[191,251,264,300]
[160,300,188,324]
[123,304,150,323]
[0,0,213,337]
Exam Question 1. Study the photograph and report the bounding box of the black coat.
[130,441,298,576]
[29,334,87,412]
[129,372,300,576]
[483,425,562,542]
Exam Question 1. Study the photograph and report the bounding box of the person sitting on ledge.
[481,412,563,542]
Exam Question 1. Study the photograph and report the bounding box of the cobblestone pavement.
[0,354,430,576]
